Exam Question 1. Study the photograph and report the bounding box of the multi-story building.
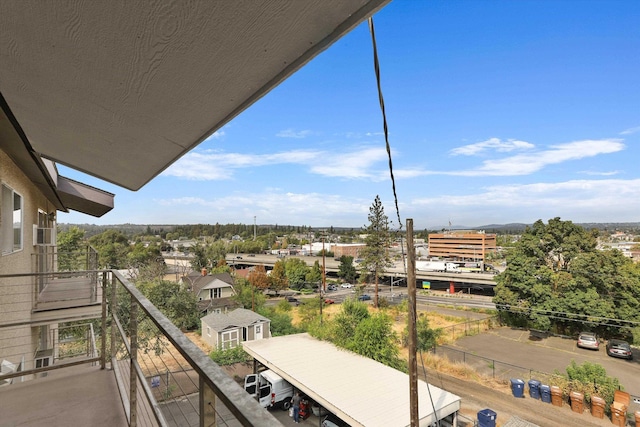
[0,2,389,425]
[428,231,497,264]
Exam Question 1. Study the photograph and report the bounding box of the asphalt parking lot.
[448,327,640,410]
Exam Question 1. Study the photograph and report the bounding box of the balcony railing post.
[130,297,138,427]
[200,376,217,427]
[111,274,117,363]
[101,271,107,370]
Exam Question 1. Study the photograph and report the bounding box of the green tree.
[329,298,370,348]
[305,261,323,285]
[493,218,640,337]
[337,256,357,283]
[232,278,266,310]
[348,312,405,372]
[269,260,289,292]
[284,257,311,288]
[89,229,130,269]
[257,307,300,337]
[57,226,86,271]
[190,243,209,271]
[127,242,161,268]
[136,280,199,330]
[402,313,442,351]
[359,195,394,307]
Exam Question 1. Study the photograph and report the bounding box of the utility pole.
[320,236,326,323]
[253,216,256,241]
[406,219,418,426]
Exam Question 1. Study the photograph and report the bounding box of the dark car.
[577,332,599,350]
[236,256,243,259]
[606,339,633,360]
[357,294,371,301]
[286,296,299,306]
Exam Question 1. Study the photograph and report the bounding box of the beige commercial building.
[428,231,497,262]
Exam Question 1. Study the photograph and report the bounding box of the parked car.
[236,256,243,259]
[340,283,352,289]
[324,299,335,305]
[247,254,255,257]
[357,294,371,301]
[322,414,349,427]
[577,332,599,350]
[327,284,337,291]
[606,339,633,360]
[286,296,299,306]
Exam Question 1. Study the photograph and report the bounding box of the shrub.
[209,346,251,365]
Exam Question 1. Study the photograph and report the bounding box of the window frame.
[1,183,23,255]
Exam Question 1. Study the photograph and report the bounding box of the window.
[256,325,261,334]
[221,330,238,349]
[206,327,211,337]
[209,288,222,299]
[1,184,23,254]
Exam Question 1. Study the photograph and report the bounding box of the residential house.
[183,270,239,314]
[201,308,271,350]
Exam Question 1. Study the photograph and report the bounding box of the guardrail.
[0,270,282,427]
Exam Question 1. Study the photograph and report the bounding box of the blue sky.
[59,0,640,230]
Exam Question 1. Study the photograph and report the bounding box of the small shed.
[201,308,271,349]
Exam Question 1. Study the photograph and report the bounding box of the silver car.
[577,332,599,350]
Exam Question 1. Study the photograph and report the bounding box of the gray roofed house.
[201,308,270,349]
[183,271,239,315]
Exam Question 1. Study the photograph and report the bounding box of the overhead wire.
[369,15,435,426]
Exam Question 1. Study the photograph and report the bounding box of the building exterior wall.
[332,244,365,258]
[196,285,234,301]
[0,149,56,374]
[428,232,497,262]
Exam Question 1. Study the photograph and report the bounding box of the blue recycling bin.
[510,378,525,398]
[540,384,551,403]
[477,408,497,427]
[528,379,541,399]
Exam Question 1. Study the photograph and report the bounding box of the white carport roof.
[243,333,461,427]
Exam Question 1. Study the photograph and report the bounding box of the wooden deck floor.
[0,363,128,427]
[34,275,101,312]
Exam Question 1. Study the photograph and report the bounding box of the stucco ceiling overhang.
[0,0,390,192]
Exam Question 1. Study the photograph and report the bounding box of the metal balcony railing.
[0,270,283,427]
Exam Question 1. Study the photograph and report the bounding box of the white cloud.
[162,146,391,181]
[620,126,640,135]
[580,170,621,176]
[409,178,640,226]
[156,191,371,225]
[451,139,624,176]
[276,129,312,138]
[310,147,388,179]
[450,138,535,156]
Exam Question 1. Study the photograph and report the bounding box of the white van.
[244,370,294,410]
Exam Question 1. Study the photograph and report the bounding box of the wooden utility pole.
[406,219,418,426]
